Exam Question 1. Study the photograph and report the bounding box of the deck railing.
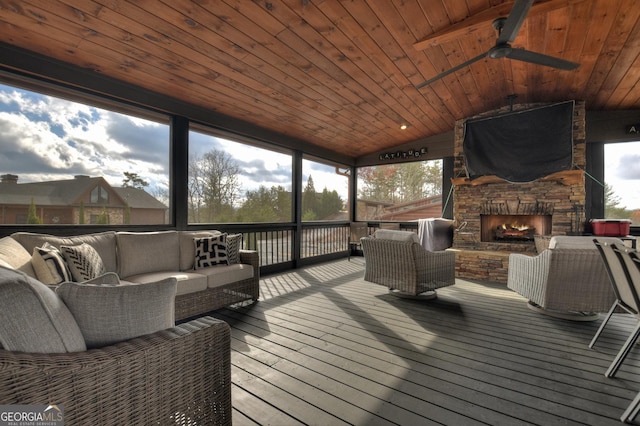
[235,221,418,271]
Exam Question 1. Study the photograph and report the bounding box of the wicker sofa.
[507,235,623,317]
[1,230,260,320]
[361,229,456,298]
[0,264,232,425]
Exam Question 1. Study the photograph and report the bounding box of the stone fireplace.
[451,101,586,283]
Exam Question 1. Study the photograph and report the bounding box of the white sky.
[604,141,640,210]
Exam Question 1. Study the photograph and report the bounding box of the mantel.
[451,170,583,186]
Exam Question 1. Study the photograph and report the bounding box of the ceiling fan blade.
[416,52,487,89]
[497,0,534,44]
[506,48,579,70]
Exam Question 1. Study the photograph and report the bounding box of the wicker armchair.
[507,236,622,318]
[361,230,455,298]
[0,316,232,426]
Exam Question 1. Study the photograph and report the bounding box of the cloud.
[104,112,170,167]
[0,83,351,199]
[0,84,171,190]
[236,158,291,185]
[616,153,640,180]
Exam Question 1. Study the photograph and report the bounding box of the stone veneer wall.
[451,101,586,282]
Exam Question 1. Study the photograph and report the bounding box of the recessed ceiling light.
[400,124,408,130]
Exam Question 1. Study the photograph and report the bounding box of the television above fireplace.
[463,101,574,183]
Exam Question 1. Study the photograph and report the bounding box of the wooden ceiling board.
[591,1,640,108]
[1,0,640,160]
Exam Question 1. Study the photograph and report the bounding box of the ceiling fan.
[415,0,579,89]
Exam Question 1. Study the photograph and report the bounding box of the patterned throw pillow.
[60,243,106,282]
[226,233,243,264]
[194,234,228,269]
[32,242,72,285]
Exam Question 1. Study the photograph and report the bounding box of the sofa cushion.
[179,230,221,271]
[0,236,36,277]
[197,263,254,288]
[32,242,73,285]
[60,243,107,282]
[124,271,208,296]
[11,231,118,273]
[194,234,229,269]
[0,266,86,353]
[117,231,179,278]
[57,278,177,348]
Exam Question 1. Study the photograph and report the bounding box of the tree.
[604,183,632,219]
[302,176,319,220]
[396,162,427,201]
[316,188,343,219]
[122,172,149,189]
[236,185,292,223]
[236,186,279,222]
[27,198,41,224]
[188,150,241,222]
[358,164,400,203]
[358,160,442,204]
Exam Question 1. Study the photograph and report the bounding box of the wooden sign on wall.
[379,147,428,161]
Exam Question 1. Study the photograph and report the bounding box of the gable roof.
[0,175,165,210]
[113,187,167,209]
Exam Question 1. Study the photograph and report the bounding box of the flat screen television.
[463,100,574,183]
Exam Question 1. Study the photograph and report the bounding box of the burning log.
[495,223,536,240]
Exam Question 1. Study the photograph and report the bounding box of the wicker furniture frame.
[361,237,455,296]
[175,249,260,321]
[0,316,232,426]
[507,248,616,314]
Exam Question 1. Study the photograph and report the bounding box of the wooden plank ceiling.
[0,0,639,160]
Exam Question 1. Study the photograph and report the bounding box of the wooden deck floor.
[209,258,640,425]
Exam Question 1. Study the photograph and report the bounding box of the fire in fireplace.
[481,214,551,243]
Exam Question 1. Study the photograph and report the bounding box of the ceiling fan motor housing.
[489,43,513,59]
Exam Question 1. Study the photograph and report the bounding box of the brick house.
[0,174,167,225]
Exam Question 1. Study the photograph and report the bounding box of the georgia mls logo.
[0,404,64,425]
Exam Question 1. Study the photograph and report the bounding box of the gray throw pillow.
[0,266,86,353]
[60,243,106,282]
[56,278,177,348]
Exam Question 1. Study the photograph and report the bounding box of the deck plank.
[209,259,640,425]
